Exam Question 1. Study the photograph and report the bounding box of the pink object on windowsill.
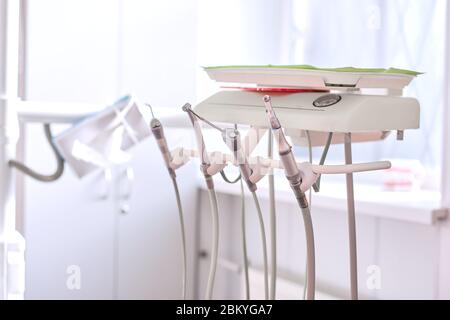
[382,159,425,191]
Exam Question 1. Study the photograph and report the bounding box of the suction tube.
[263,95,316,300]
[170,175,188,299]
[9,124,65,182]
[240,179,251,299]
[182,103,219,300]
[206,186,220,300]
[222,128,269,300]
[219,168,250,299]
[150,115,187,299]
[252,191,269,300]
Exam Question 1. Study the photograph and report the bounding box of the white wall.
[114,1,199,299]
[24,0,121,299]
[195,0,286,101]
[23,0,199,299]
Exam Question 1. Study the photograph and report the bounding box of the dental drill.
[215,127,253,300]
[222,128,269,300]
[263,95,316,300]
[148,105,188,300]
[183,104,271,300]
[182,103,221,300]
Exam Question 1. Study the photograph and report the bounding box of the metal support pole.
[437,0,450,300]
[268,132,277,300]
[344,133,358,300]
[442,0,450,219]
[0,0,24,300]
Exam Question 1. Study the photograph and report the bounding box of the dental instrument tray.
[204,65,422,90]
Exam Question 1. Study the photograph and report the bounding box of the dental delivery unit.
[56,66,422,300]
[2,61,420,300]
[0,2,424,301]
[134,65,419,300]
[187,65,420,300]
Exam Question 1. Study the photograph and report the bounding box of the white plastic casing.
[195,91,420,134]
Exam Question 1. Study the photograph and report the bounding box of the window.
[289,0,447,189]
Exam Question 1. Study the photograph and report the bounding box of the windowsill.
[202,175,447,225]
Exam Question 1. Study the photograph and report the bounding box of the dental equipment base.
[189,63,421,299]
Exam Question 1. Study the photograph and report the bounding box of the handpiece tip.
[262,95,281,129]
[145,103,155,118]
[150,118,161,129]
[182,103,191,112]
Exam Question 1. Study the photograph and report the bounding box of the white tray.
[205,66,418,90]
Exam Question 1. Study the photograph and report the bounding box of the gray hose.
[240,179,250,299]
[9,123,65,182]
[220,167,250,299]
[219,170,241,184]
[171,176,187,300]
[252,191,269,300]
[219,164,250,299]
[297,202,316,300]
[205,187,220,300]
[313,132,333,192]
[303,130,314,300]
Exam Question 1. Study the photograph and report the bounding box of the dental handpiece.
[150,117,176,178]
[263,95,308,208]
[222,128,257,192]
[148,105,187,300]
[182,103,215,190]
[182,102,219,300]
[223,127,269,300]
[263,95,316,300]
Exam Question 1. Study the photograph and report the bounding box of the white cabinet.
[23,124,198,299]
[115,139,198,299]
[23,0,121,298]
[23,124,116,299]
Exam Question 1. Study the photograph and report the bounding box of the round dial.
[313,94,342,108]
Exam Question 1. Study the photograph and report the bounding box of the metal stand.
[0,0,25,300]
[268,133,277,300]
[344,133,358,300]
